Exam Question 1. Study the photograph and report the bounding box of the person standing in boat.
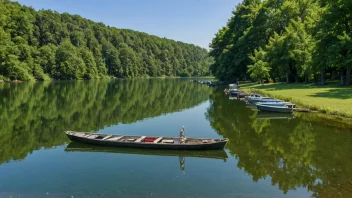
[179,126,186,144]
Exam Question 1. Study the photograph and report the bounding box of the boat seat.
[107,136,124,141]
[135,136,146,143]
[202,140,209,143]
[75,133,89,137]
[162,139,174,143]
[87,135,98,139]
[102,135,112,140]
[153,137,163,143]
[127,138,135,142]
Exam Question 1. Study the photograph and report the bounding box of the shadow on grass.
[309,88,352,99]
[241,83,349,91]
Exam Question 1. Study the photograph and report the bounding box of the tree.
[248,49,271,84]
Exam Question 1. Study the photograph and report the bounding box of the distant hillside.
[0,0,213,81]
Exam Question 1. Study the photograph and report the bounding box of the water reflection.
[0,79,211,165]
[65,142,228,161]
[206,90,352,197]
[256,112,295,120]
[65,142,228,173]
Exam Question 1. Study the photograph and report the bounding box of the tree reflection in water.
[206,90,352,197]
[0,79,211,165]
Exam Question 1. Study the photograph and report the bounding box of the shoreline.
[0,76,215,83]
[239,83,352,126]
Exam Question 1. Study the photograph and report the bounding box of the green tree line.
[0,0,212,81]
[206,91,352,197]
[209,0,352,85]
[0,79,211,165]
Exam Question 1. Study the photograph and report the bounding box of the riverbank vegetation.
[241,82,352,118]
[0,1,212,81]
[209,0,352,85]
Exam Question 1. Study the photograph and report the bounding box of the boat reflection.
[65,142,228,173]
[65,142,228,160]
[256,112,294,120]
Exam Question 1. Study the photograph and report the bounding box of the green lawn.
[240,83,352,117]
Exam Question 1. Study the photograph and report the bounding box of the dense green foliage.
[206,91,352,197]
[0,79,211,164]
[210,0,352,85]
[0,1,212,80]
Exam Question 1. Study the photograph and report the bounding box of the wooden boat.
[236,92,248,98]
[65,142,228,160]
[65,129,228,150]
[256,103,295,113]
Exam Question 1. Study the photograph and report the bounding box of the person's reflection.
[179,156,185,174]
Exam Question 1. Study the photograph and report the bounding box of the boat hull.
[65,132,228,150]
[257,104,293,113]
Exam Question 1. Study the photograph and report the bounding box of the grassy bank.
[240,83,352,119]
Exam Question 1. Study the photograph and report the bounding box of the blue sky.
[15,0,240,49]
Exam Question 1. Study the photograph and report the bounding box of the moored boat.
[65,128,228,150]
[256,103,295,113]
[246,94,262,100]
[229,89,240,96]
[255,101,291,106]
[248,97,281,103]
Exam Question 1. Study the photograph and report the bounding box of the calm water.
[0,79,351,198]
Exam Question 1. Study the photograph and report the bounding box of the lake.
[0,79,351,198]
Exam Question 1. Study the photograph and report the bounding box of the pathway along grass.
[240,83,352,119]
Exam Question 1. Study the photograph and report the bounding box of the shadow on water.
[206,90,352,197]
[0,79,211,165]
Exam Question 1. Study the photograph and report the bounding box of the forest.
[209,0,352,85]
[0,0,212,81]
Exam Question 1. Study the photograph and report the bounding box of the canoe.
[65,142,228,160]
[65,131,228,150]
[256,104,293,113]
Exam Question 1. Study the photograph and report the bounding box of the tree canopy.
[209,0,352,85]
[0,0,212,81]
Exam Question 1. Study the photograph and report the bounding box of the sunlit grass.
[240,82,352,118]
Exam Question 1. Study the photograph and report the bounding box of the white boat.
[229,84,237,90]
[256,101,291,106]
[257,104,293,113]
[246,94,262,101]
[248,97,281,103]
